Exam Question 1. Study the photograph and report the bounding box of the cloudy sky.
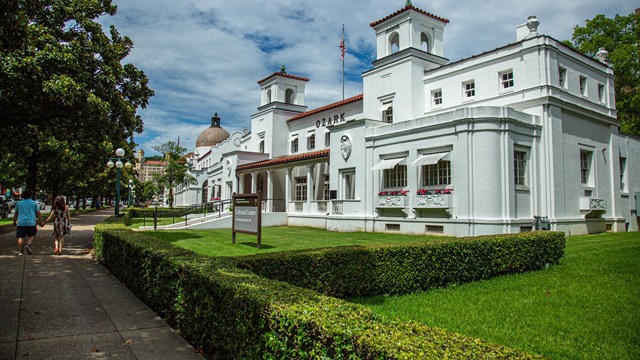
[98,0,636,156]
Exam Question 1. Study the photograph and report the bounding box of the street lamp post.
[128,179,135,206]
[106,148,131,216]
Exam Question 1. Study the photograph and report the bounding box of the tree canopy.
[565,11,640,135]
[152,141,195,208]
[0,0,153,196]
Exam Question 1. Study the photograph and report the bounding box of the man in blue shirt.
[13,189,43,256]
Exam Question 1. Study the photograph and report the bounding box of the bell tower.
[370,0,448,61]
[362,1,450,123]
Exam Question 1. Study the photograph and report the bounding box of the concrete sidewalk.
[0,209,204,359]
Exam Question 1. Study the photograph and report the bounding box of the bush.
[93,225,550,359]
[233,231,565,298]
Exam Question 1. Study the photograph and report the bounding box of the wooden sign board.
[232,192,262,248]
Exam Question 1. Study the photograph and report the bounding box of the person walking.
[42,195,71,255]
[13,189,43,256]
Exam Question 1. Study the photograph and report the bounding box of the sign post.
[232,191,262,248]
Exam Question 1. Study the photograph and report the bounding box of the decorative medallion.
[340,135,352,161]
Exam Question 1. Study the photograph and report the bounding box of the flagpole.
[342,24,345,100]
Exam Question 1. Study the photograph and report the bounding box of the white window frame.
[421,161,451,187]
[290,136,299,153]
[324,131,330,147]
[620,156,627,192]
[381,103,393,123]
[432,89,442,107]
[597,83,605,103]
[579,75,587,96]
[500,70,514,90]
[294,177,307,201]
[580,149,594,186]
[559,67,567,89]
[514,149,528,188]
[307,131,315,150]
[463,80,476,99]
[340,169,356,200]
[383,165,407,189]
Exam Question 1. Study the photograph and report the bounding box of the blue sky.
[98,0,636,157]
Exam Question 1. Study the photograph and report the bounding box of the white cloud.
[101,0,636,156]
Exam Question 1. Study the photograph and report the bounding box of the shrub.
[93,225,549,359]
[233,231,565,298]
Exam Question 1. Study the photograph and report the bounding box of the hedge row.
[233,231,565,298]
[94,225,545,359]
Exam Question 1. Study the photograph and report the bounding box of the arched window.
[389,32,400,54]
[285,89,294,104]
[420,33,429,52]
[266,89,272,103]
[259,139,265,153]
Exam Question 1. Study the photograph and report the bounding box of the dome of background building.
[196,113,230,147]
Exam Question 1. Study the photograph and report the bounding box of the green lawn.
[148,226,451,257]
[351,232,640,360]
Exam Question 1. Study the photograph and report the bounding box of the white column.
[285,168,292,212]
[267,170,274,212]
[306,165,314,211]
[251,173,257,193]
[238,174,245,194]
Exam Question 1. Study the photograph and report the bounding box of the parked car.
[0,198,8,218]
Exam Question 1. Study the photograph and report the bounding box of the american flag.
[340,37,346,60]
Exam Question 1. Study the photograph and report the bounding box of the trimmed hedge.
[233,231,565,298]
[94,225,550,359]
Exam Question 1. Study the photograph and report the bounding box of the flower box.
[415,194,452,208]
[376,195,408,208]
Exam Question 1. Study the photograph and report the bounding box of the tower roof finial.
[405,0,412,7]
[280,64,286,73]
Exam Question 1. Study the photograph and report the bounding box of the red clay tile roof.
[257,72,310,85]
[145,160,167,166]
[237,149,330,171]
[287,94,363,122]
[370,5,449,27]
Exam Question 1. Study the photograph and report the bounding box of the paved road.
[0,209,204,359]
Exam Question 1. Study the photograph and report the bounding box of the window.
[341,169,356,199]
[290,137,299,153]
[580,150,592,185]
[559,67,567,88]
[514,150,527,187]
[324,132,330,147]
[598,83,605,102]
[579,76,587,96]
[432,89,442,106]
[384,165,407,189]
[389,32,399,54]
[463,81,475,98]
[307,133,315,150]
[285,89,294,104]
[420,33,429,52]
[266,89,272,103]
[500,70,514,89]
[380,102,393,123]
[259,139,265,153]
[422,161,450,187]
[294,177,307,201]
[620,157,627,191]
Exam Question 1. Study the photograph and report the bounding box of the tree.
[152,141,195,208]
[565,11,640,135]
[0,0,154,194]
